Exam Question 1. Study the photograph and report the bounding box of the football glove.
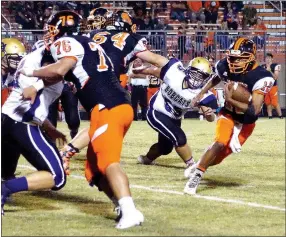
[60,143,79,175]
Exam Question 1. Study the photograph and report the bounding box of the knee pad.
[176,133,187,147]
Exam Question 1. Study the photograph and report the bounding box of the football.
[228,82,252,104]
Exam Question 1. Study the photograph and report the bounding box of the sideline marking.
[18,165,285,212]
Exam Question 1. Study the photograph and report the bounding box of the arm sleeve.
[198,92,218,110]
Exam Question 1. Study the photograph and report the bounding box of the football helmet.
[1,38,26,73]
[87,8,110,31]
[44,10,83,46]
[226,37,256,74]
[105,10,136,33]
[185,57,212,90]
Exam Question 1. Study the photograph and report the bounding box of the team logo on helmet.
[121,12,132,25]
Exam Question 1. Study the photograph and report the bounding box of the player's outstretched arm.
[21,57,76,80]
[42,119,67,147]
[191,74,221,107]
[136,50,169,68]
[60,127,90,175]
[69,127,90,151]
[132,66,161,79]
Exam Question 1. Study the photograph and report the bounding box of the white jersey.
[2,47,63,125]
[150,58,213,119]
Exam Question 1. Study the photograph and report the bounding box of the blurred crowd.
[5,1,269,60]
[7,1,101,30]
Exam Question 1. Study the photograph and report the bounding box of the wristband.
[33,80,44,92]
[68,143,80,153]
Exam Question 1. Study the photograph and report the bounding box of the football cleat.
[116,209,144,229]
[1,182,12,215]
[184,162,198,178]
[137,155,154,165]
[184,169,203,195]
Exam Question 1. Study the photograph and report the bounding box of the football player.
[1,38,26,106]
[1,38,26,181]
[1,41,66,215]
[133,57,217,170]
[184,38,275,195]
[262,52,282,119]
[61,10,170,173]
[20,10,170,229]
[32,40,81,139]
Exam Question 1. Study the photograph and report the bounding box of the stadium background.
[1,0,285,115]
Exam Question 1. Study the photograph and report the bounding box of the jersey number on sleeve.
[54,40,71,55]
[93,32,129,50]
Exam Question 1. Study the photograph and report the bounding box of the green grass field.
[2,118,285,236]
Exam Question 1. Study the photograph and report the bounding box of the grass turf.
[2,118,285,236]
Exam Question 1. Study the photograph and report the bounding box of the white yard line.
[18,165,285,212]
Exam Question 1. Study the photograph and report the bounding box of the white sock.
[199,115,204,121]
[118,196,136,215]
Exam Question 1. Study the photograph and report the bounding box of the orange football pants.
[147,87,159,104]
[120,74,128,88]
[264,85,278,107]
[213,112,255,165]
[85,104,133,182]
[1,88,9,107]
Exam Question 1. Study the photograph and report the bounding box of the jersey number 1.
[88,42,108,72]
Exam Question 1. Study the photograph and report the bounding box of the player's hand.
[224,82,234,102]
[191,92,204,107]
[203,107,214,116]
[60,144,80,175]
[47,129,67,148]
[22,86,37,104]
